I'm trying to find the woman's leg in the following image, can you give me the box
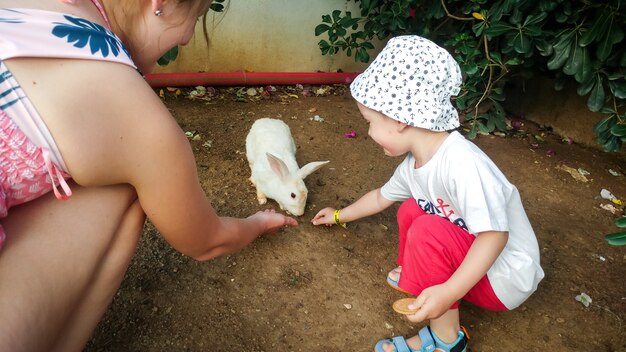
[0,182,145,352]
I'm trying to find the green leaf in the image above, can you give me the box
[593,115,616,135]
[332,10,342,22]
[339,15,359,29]
[361,0,371,13]
[512,31,532,54]
[456,96,467,110]
[580,12,608,47]
[510,8,523,25]
[587,77,605,112]
[535,38,553,56]
[577,75,596,96]
[616,217,626,228]
[608,81,626,99]
[467,125,478,139]
[209,3,224,12]
[355,47,370,63]
[605,231,626,246]
[573,47,592,83]
[602,135,621,152]
[478,120,491,133]
[463,63,479,75]
[596,17,616,61]
[157,46,178,66]
[523,12,547,27]
[563,40,583,76]
[485,22,513,38]
[548,32,574,70]
[597,128,613,145]
[506,57,522,65]
[315,24,331,36]
[610,124,626,137]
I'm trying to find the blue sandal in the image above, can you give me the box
[374,326,469,352]
[386,268,411,294]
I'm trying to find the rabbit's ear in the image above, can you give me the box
[266,152,290,180]
[297,160,330,179]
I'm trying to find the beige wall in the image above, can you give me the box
[153,0,375,73]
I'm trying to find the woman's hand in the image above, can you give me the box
[249,209,298,235]
[405,283,458,323]
[310,207,337,226]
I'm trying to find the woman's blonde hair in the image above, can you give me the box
[104,0,213,48]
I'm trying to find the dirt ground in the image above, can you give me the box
[86,85,626,352]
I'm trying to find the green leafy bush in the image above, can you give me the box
[315,0,626,151]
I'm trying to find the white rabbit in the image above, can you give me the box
[245,118,329,216]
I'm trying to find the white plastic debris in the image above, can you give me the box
[600,203,621,215]
[600,189,616,200]
[575,292,592,307]
[608,169,621,176]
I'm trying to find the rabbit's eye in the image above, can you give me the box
[290,193,296,199]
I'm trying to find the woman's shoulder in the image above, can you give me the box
[33,59,181,185]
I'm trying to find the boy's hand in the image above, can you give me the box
[311,207,337,226]
[405,283,458,323]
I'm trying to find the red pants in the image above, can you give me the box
[396,198,508,311]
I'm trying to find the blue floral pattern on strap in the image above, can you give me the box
[0,60,24,110]
[52,15,130,58]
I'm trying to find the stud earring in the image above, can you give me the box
[154,9,163,16]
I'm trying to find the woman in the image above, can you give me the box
[0,1,297,351]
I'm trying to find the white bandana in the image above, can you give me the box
[350,35,462,131]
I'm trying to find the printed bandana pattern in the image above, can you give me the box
[350,35,462,131]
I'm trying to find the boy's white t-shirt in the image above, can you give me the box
[381,131,544,309]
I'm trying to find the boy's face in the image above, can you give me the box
[357,102,407,157]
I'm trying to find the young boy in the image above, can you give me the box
[311,35,544,352]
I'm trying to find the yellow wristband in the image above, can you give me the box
[333,209,347,228]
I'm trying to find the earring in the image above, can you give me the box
[154,9,163,16]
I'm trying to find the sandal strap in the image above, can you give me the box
[388,336,413,352]
[417,327,437,351]
[428,326,469,352]
[449,333,468,352]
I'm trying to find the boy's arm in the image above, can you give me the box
[311,188,395,225]
[446,230,508,298]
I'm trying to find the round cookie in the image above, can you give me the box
[392,298,419,315]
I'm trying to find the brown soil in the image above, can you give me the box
[86,86,626,352]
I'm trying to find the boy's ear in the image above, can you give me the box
[396,120,411,132]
